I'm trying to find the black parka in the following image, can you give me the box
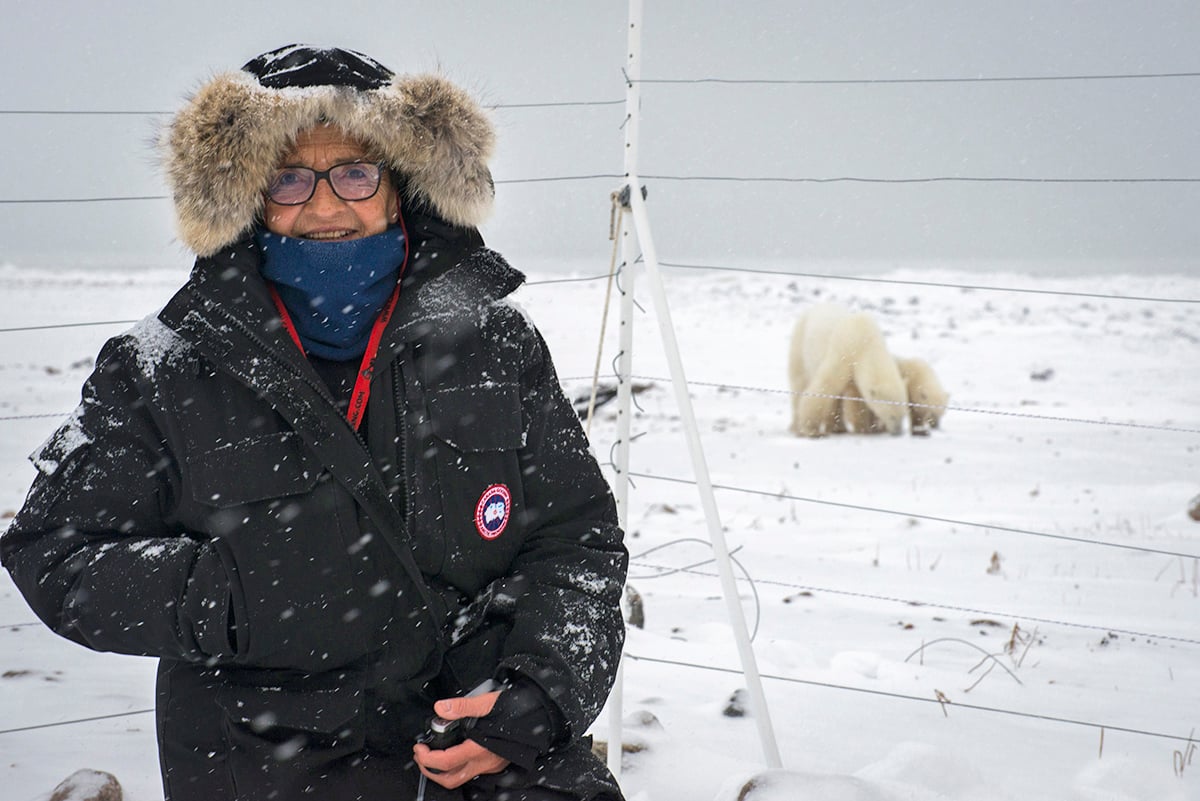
[1,214,627,801]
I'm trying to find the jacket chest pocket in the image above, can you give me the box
[184,430,330,544]
[188,431,320,509]
[427,383,525,580]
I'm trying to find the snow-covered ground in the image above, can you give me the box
[1,260,1198,801]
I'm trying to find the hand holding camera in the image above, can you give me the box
[413,679,508,794]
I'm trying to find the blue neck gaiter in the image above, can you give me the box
[256,227,407,360]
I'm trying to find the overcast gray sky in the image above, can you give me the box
[3,1,1199,272]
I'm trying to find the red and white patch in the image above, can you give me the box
[474,484,512,540]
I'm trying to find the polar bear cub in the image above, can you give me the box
[788,303,908,437]
[896,356,949,433]
[842,356,949,435]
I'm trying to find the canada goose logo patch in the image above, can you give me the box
[474,484,511,540]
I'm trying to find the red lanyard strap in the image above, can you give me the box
[267,282,401,432]
[268,283,305,353]
[345,284,400,431]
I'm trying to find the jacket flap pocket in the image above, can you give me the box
[429,383,524,452]
[189,431,319,508]
[216,677,362,734]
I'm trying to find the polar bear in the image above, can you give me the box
[788,303,908,437]
[842,356,949,435]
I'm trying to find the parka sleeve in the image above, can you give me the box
[0,335,238,663]
[491,310,629,738]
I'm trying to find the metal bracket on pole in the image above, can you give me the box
[616,184,647,209]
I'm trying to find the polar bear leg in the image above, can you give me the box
[841,381,887,433]
[841,315,907,436]
[787,315,812,434]
[896,356,949,433]
[792,356,853,437]
[793,391,841,437]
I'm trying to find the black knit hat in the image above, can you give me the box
[242,44,394,91]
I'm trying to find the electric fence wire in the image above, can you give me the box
[647,379,1200,436]
[0,319,138,334]
[632,69,1200,86]
[5,64,1200,120]
[4,259,1197,337]
[0,708,154,737]
[0,99,626,116]
[10,170,1200,205]
[626,549,1200,648]
[621,652,1196,745]
[629,470,1200,561]
[651,261,1200,305]
[555,375,1200,437]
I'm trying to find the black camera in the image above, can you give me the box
[415,678,501,754]
[416,715,468,751]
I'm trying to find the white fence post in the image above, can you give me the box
[605,0,784,772]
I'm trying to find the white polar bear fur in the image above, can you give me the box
[788,303,908,437]
[842,356,950,435]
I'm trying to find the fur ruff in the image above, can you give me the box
[161,70,495,257]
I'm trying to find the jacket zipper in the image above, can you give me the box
[393,363,411,534]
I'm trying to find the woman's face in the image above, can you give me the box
[263,125,398,240]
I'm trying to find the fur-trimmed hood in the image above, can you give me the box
[161,45,495,258]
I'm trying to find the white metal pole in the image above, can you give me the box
[612,223,637,529]
[625,186,783,769]
[605,225,636,780]
[618,0,783,770]
[605,1,645,780]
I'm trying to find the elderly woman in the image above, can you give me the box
[1,45,627,801]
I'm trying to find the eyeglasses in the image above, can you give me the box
[265,161,385,205]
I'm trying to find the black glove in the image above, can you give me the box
[468,676,566,770]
